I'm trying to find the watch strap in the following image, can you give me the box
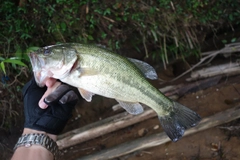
[13,133,59,159]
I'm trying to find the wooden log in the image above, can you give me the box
[166,76,221,97]
[57,108,157,149]
[187,62,240,81]
[78,105,240,160]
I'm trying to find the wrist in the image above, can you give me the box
[23,128,57,141]
[13,130,59,160]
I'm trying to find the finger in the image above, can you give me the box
[38,81,61,109]
[45,78,57,87]
[44,84,70,103]
[59,90,78,104]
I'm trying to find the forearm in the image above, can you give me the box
[11,129,58,160]
[11,145,54,160]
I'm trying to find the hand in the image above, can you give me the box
[38,78,59,109]
[22,78,79,135]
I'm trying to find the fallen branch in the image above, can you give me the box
[57,108,156,149]
[164,76,221,97]
[219,126,240,131]
[186,62,240,81]
[171,42,240,82]
[78,105,240,160]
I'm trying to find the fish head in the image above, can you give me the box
[29,44,78,87]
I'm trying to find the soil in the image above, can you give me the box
[1,56,240,160]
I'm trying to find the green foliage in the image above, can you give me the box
[0,46,39,75]
[1,0,240,66]
[0,57,27,75]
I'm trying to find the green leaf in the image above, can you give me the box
[0,57,5,61]
[231,38,237,43]
[101,32,107,39]
[0,62,6,75]
[108,24,113,29]
[103,8,111,15]
[3,59,27,67]
[15,47,23,58]
[26,47,40,54]
[222,39,227,44]
[151,30,158,42]
[60,22,67,31]
[87,35,94,40]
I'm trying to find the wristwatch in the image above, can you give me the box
[13,133,59,159]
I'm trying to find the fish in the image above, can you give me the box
[29,43,201,142]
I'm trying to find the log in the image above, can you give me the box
[78,105,240,160]
[165,76,221,97]
[57,108,157,149]
[186,62,240,81]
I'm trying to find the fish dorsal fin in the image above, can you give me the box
[128,58,158,80]
[78,88,95,102]
[116,100,144,115]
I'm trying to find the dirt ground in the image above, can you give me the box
[1,57,240,160]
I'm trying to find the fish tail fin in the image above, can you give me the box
[158,101,201,142]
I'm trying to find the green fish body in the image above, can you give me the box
[29,43,201,142]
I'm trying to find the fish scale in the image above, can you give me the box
[77,53,162,110]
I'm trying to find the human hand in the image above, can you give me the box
[38,78,59,109]
[22,78,79,135]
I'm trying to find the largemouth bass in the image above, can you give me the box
[29,43,201,142]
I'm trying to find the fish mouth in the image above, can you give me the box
[29,52,40,69]
[29,52,49,87]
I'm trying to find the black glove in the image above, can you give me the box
[22,78,79,135]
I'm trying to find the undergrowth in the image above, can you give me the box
[1,0,240,64]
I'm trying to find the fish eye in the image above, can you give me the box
[43,48,51,55]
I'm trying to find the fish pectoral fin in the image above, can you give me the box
[127,58,158,80]
[78,88,95,102]
[116,100,144,115]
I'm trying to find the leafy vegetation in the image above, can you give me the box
[1,0,240,63]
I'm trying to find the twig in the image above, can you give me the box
[143,36,148,58]
[219,126,240,131]
[7,67,27,87]
[163,34,168,64]
[103,16,115,23]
